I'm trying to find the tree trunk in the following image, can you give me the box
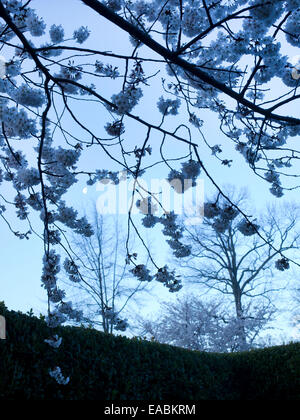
[233,288,248,351]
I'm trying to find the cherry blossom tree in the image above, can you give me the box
[63,210,152,334]
[0,0,300,379]
[137,294,275,352]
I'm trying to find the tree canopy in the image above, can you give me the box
[0,0,299,340]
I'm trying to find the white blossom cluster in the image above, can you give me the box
[2,0,23,14]
[95,61,120,79]
[275,257,290,271]
[284,9,300,46]
[105,120,125,137]
[5,60,21,78]
[63,259,81,283]
[0,105,37,138]
[167,159,201,193]
[46,309,67,328]
[15,168,40,190]
[73,26,90,44]
[54,64,83,94]
[142,214,159,228]
[181,6,206,37]
[12,84,45,108]
[111,86,143,115]
[44,334,62,349]
[235,142,261,167]
[141,295,272,352]
[133,145,152,159]
[157,96,181,116]
[129,260,183,292]
[38,138,81,199]
[204,200,258,236]
[237,219,259,236]
[25,9,46,37]
[41,247,83,327]
[55,202,93,237]
[204,202,221,219]
[41,250,61,296]
[264,166,284,198]
[109,59,147,115]
[49,24,65,44]
[130,264,152,282]
[49,366,70,385]
[103,308,129,331]
[161,212,191,258]
[58,301,83,323]
[141,210,192,259]
[104,0,124,12]
[167,238,192,258]
[48,287,66,304]
[14,193,28,220]
[155,265,182,293]
[129,61,146,85]
[114,318,129,331]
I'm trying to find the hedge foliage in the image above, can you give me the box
[0,302,299,400]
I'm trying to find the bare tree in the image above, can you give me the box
[137,293,274,352]
[175,187,300,350]
[63,209,151,334]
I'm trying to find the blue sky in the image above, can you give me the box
[1,0,299,340]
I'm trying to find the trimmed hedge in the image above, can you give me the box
[0,303,299,400]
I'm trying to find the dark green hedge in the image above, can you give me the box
[0,302,299,400]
